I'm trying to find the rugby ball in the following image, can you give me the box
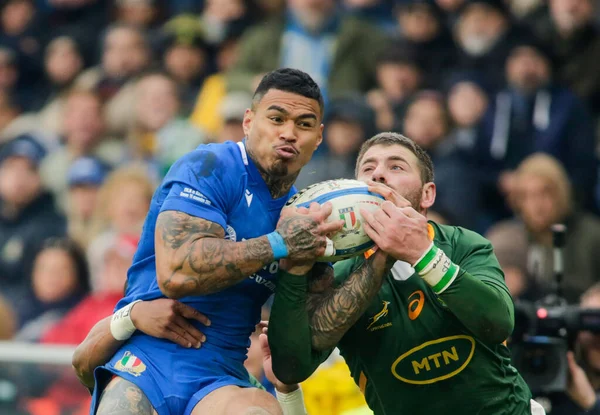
[286,179,385,262]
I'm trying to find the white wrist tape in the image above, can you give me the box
[275,387,307,415]
[110,300,142,341]
[413,244,459,294]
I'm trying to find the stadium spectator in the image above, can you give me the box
[401,91,479,228]
[198,0,256,47]
[453,0,528,91]
[485,220,530,300]
[226,0,389,101]
[75,24,150,137]
[42,233,137,346]
[434,0,465,27]
[366,46,422,132]
[488,153,600,304]
[474,38,598,224]
[0,91,20,140]
[128,72,206,178]
[86,165,153,290]
[0,48,25,113]
[445,72,491,152]
[66,156,110,249]
[40,89,124,212]
[13,237,89,341]
[30,234,138,415]
[113,0,163,32]
[160,18,210,115]
[0,0,44,99]
[527,0,600,114]
[189,27,244,139]
[213,91,252,143]
[295,95,375,189]
[342,0,396,33]
[393,0,457,89]
[33,36,85,136]
[0,134,65,302]
[41,0,108,68]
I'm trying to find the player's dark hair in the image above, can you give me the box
[355,132,435,184]
[252,68,324,117]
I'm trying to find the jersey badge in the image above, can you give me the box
[114,351,147,377]
[367,300,392,332]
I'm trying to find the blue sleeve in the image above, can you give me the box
[159,148,239,231]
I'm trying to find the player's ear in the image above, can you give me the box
[420,182,436,210]
[242,108,254,137]
[314,124,324,149]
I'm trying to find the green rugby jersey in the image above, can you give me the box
[332,222,532,414]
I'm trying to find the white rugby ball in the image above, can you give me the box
[286,179,385,262]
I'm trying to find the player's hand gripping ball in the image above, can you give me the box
[286,179,384,262]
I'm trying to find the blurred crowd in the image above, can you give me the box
[1,0,600,414]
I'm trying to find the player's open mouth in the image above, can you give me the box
[274,145,298,160]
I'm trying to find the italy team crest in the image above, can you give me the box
[339,207,357,229]
[114,351,146,377]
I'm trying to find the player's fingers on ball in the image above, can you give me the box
[373,207,392,224]
[319,220,344,235]
[258,320,268,330]
[362,220,382,244]
[293,206,309,215]
[380,200,400,217]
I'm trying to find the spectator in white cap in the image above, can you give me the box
[66,156,110,249]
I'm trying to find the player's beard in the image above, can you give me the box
[402,185,424,211]
[249,148,298,198]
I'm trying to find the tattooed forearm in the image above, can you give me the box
[307,259,388,351]
[155,211,274,298]
[97,377,157,415]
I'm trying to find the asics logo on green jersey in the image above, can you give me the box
[391,335,475,385]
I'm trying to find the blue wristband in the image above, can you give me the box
[267,231,288,260]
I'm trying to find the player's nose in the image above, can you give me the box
[372,167,387,184]
[278,121,298,142]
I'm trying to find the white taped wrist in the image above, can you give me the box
[110,300,142,341]
[414,244,459,294]
[275,387,307,415]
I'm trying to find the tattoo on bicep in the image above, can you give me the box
[157,211,223,250]
[308,260,383,349]
[156,211,274,295]
[96,377,157,415]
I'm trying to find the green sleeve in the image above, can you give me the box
[438,229,515,345]
[269,270,332,385]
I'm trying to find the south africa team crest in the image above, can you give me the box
[114,351,146,377]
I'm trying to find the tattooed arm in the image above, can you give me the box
[305,255,389,350]
[269,252,391,383]
[156,211,273,298]
[155,206,339,298]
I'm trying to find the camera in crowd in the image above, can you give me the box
[509,224,600,394]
